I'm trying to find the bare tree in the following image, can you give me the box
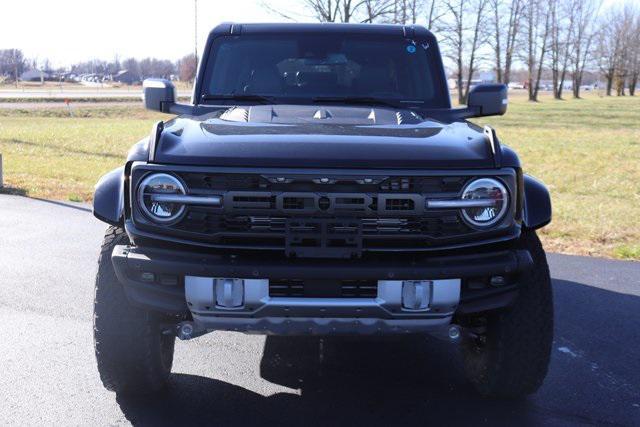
[596,9,620,95]
[614,6,639,95]
[387,0,429,24]
[629,14,640,96]
[490,0,523,84]
[0,49,27,87]
[549,0,576,99]
[570,0,599,98]
[361,0,397,22]
[424,0,444,28]
[270,0,398,23]
[303,0,342,22]
[178,54,197,83]
[521,0,551,101]
[438,0,490,104]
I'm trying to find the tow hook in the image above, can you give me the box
[448,325,461,341]
[431,324,464,342]
[177,322,194,340]
[167,321,206,341]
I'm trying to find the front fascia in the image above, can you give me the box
[125,162,521,253]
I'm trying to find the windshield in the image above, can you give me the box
[202,34,449,108]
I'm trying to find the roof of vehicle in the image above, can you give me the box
[209,22,434,39]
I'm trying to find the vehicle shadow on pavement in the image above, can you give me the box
[115,335,535,426]
[114,278,640,427]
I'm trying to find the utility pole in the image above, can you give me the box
[194,0,198,66]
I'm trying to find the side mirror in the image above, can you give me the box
[466,84,508,117]
[143,79,193,114]
[143,79,176,112]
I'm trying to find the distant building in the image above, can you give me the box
[113,69,140,85]
[20,69,52,81]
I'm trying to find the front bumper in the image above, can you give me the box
[111,246,532,335]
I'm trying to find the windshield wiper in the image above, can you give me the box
[201,94,275,104]
[312,96,400,109]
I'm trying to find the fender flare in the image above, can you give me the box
[522,174,552,229]
[93,166,125,226]
[93,135,150,226]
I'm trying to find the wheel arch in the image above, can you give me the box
[93,137,149,226]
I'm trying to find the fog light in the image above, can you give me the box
[402,280,431,310]
[215,278,244,308]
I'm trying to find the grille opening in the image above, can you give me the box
[234,196,270,202]
[231,195,274,210]
[282,196,314,210]
[381,177,413,191]
[328,238,359,247]
[385,198,415,211]
[334,196,367,212]
[269,279,378,298]
[336,197,363,204]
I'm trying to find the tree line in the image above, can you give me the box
[270,0,640,101]
[0,51,198,85]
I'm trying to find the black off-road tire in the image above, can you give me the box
[93,226,176,395]
[461,230,553,398]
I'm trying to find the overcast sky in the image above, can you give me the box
[0,0,626,68]
[0,0,310,67]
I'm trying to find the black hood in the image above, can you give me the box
[153,105,496,169]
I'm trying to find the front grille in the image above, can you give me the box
[269,279,378,298]
[133,170,514,254]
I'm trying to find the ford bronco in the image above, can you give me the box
[92,23,553,398]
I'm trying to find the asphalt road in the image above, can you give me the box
[1,194,639,426]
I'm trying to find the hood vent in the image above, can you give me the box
[396,110,422,125]
[216,105,423,125]
[313,109,332,120]
[219,107,249,122]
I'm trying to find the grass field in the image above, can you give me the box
[0,93,638,260]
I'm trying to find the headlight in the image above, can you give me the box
[137,173,186,223]
[460,178,509,228]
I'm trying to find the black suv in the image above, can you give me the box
[93,23,553,398]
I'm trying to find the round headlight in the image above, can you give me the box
[137,173,186,223]
[461,178,509,228]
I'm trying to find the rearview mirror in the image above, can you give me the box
[143,79,193,115]
[466,84,508,117]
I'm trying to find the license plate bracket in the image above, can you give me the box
[285,218,362,259]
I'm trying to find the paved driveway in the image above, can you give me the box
[0,194,638,426]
